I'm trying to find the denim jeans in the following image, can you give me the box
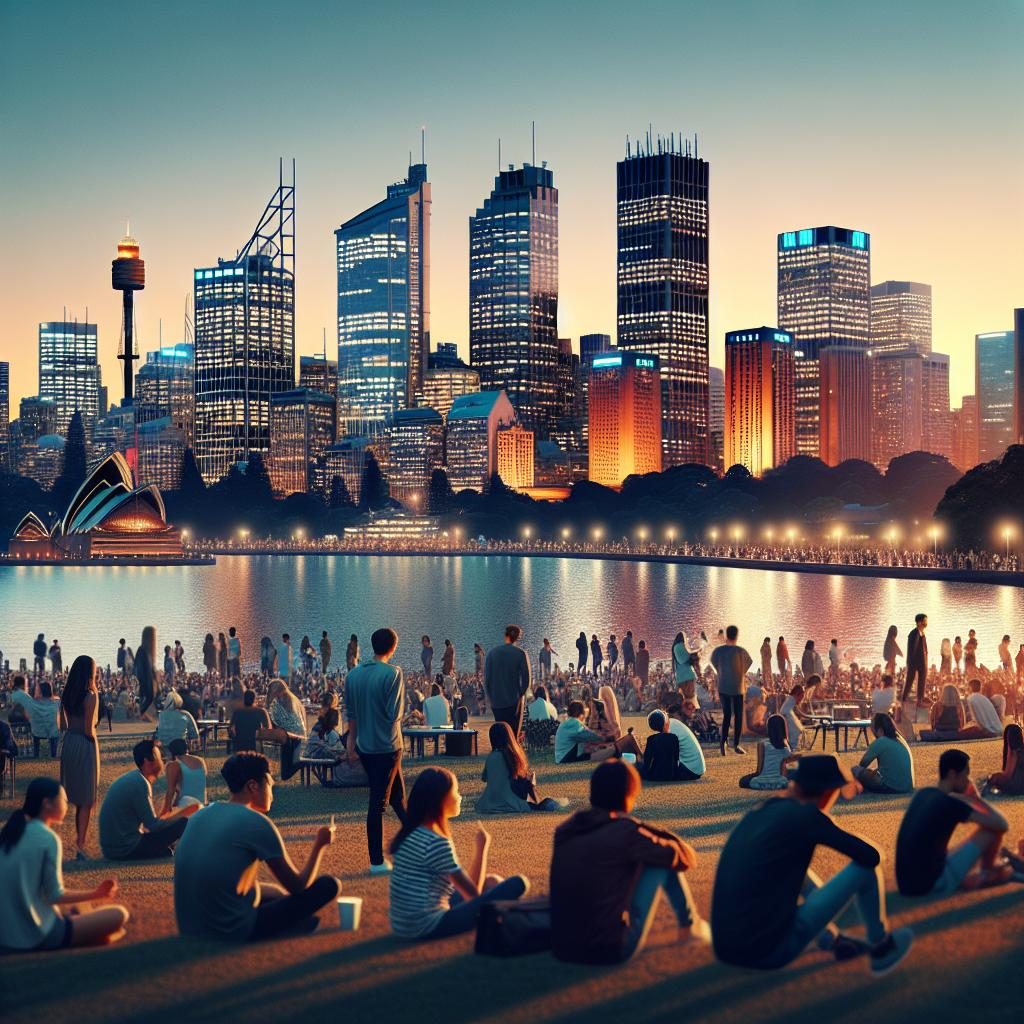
[622,866,698,959]
[250,876,341,941]
[425,875,529,939]
[358,749,407,865]
[33,736,59,758]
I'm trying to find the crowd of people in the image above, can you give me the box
[2,611,1024,976]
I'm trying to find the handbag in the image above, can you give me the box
[475,898,551,957]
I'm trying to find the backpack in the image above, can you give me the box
[475,899,551,957]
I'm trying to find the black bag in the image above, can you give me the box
[474,899,552,957]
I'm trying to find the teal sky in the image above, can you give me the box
[1,0,1021,408]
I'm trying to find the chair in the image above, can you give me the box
[10,721,33,759]
[297,756,337,787]
[0,751,14,799]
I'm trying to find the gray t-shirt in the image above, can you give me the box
[345,660,404,754]
[173,802,285,941]
[99,770,164,858]
[710,644,753,697]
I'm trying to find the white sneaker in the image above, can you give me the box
[684,919,712,946]
[369,860,393,876]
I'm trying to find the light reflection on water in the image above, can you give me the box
[0,554,1021,674]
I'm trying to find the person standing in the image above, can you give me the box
[135,625,158,722]
[902,613,928,705]
[473,642,485,680]
[346,634,359,671]
[711,625,753,756]
[203,634,217,677]
[606,635,619,676]
[48,640,63,675]
[827,640,841,687]
[636,640,650,686]
[590,634,603,677]
[538,639,557,681]
[277,633,293,682]
[320,631,332,675]
[441,639,455,677]
[163,645,176,689]
[420,636,434,677]
[575,632,589,676]
[621,630,636,676]
[174,641,186,675]
[484,625,532,738]
[217,632,228,679]
[345,627,407,873]
[672,632,697,704]
[759,637,773,689]
[227,626,242,680]
[116,639,128,678]
[33,634,47,675]
[998,635,1012,672]
[58,656,101,860]
[776,636,791,684]
[883,625,902,678]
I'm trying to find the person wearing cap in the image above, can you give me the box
[711,754,913,974]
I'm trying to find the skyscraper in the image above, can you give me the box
[1014,308,1024,445]
[469,164,558,436]
[724,327,795,476]
[870,351,923,470]
[588,352,663,487]
[952,395,979,471]
[617,138,709,467]
[38,320,100,434]
[0,361,8,468]
[298,355,338,399]
[194,166,295,483]
[975,330,1015,462]
[870,281,932,356]
[336,162,431,436]
[708,366,725,473]
[445,390,517,493]
[136,344,194,447]
[777,227,871,457]
[496,424,535,491]
[268,388,337,495]
[385,407,444,504]
[921,353,952,461]
[415,345,480,421]
[819,346,871,466]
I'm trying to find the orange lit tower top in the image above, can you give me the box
[112,230,145,405]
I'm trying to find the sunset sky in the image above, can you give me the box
[1,0,1021,410]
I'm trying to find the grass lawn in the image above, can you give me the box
[3,718,1023,1024]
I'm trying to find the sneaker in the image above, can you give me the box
[733,745,746,755]
[684,919,712,946]
[1002,846,1024,874]
[832,934,870,962]
[869,928,913,976]
[720,741,727,757]
[75,849,89,862]
[369,860,393,876]
[551,797,571,810]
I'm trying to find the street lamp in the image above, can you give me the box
[523,526,532,542]
[928,525,940,556]
[592,527,603,544]
[1003,525,1014,560]
[561,527,571,541]
[637,527,648,543]
[239,528,249,546]
[665,527,676,543]
[709,528,719,545]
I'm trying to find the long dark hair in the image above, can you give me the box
[390,767,455,854]
[1002,724,1024,769]
[61,654,95,717]
[672,632,685,668]
[488,721,529,780]
[0,777,61,853]
[766,713,788,749]
[872,713,898,741]
[315,707,340,739]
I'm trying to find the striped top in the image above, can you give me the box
[389,827,460,939]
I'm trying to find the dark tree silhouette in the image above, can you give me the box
[359,452,389,512]
[428,468,453,514]
[51,410,87,507]
[328,475,354,509]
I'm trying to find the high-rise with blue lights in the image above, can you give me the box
[469,164,559,436]
[38,319,101,434]
[777,226,870,457]
[336,162,431,437]
[617,137,709,468]
[975,329,1015,462]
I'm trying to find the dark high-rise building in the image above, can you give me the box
[194,166,295,483]
[975,329,1015,462]
[617,138,709,467]
[336,162,431,437]
[299,355,339,399]
[777,227,871,457]
[1014,308,1024,445]
[0,361,8,468]
[819,346,871,466]
[38,320,101,434]
[870,281,931,356]
[469,164,558,436]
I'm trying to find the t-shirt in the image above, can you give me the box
[555,717,602,763]
[345,660,404,754]
[28,697,60,739]
[99,770,165,859]
[156,707,200,746]
[9,690,33,720]
[895,787,973,896]
[643,732,682,781]
[277,643,292,677]
[389,827,460,939]
[423,694,450,728]
[231,707,271,752]
[711,797,880,967]
[860,735,915,792]
[227,637,241,660]
[710,644,753,697]
[672,642,695,684]
[966,692,1002,735]
[668,718,706,776]
[528,697,558,721]
[173,802,286,941]
[0,819,63,950]
[780,696,804,748]
[871,688,896,715]
[749,742,792,790]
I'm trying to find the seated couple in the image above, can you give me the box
[477,722,568,813]
[642,708,706,782]
[554,700,642,765]
[920,682,1002,742]
[895,748,1024,899]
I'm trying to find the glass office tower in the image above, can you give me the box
[469,164,559,436]
[336,163,431,437]
[777,227,870,457]
[136,343,195,447]
[38,320,101,434]
[975,330,1015,462]
[617,139,709,467]
[870,281,932,356]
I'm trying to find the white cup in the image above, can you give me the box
[621,752,637,765]
[337,896,362,931]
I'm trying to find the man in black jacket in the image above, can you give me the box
[902,613,929,704]
[484,624,531,737]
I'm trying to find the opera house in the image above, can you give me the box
[9,453,186,561]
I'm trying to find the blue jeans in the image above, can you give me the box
[757,863,888,969]
[425,876,529,940]
[622,866,698,959]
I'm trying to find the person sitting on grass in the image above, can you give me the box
[550,759,710,963]
[528,685,558,721]
[642,710,701,782]
[99,739,198,860]
[964,678,1002,738]
[984,724,1024,795]
[554,700,642,765]
[666,703,706,780]
[230,688,271,753]
[161,738,208,811]
[895,748,1020,898]
[851,714,915,795]
[712,754,913,974]
[0,778,129,951]
[389,767,529,940]
[739,713,797,790]
[174,751,340,941]
[477,722,568,813]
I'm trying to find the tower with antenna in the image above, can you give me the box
[112,229,145,405]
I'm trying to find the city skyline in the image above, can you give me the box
[2,2,1020,414]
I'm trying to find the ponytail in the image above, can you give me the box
[0,777,61,853]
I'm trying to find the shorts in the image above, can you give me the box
[557,747,591,764]
[38,913,73,950]
[930,839,985,896]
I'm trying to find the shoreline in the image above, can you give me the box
[0,555,217,567]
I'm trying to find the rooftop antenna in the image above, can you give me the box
[531,120,536,165]
[322,326,327,360]
[421,125,426,164]
[498,137,501,170]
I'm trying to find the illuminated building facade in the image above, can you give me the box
[136,417,186,491]
[269,389,337,495]
[870,281,931,356]
[724,327,795,476]
[20,434,64,489]
[870,351,923,470]
[975,330,1015,462]
[617,140,709,467]
[336,162,431,436]
[469,165,558,436]
[921,353,952,460]
[445,390,516,493]
[136,344,194,447]
[299,355,338,398]
[39,320,101,434]
[588,352,662,487]
[194,170,295,483]
[386,407,444,504]
[497,424,535,490]
[0,361,8,468]
[777,227,870,457]
[819,346,871,466]
[416,345,480,421]
[708,366,725,473]
[315,437,372,506]
[952,395,979,471]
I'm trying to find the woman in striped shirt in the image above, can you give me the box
[389,767,528,940]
